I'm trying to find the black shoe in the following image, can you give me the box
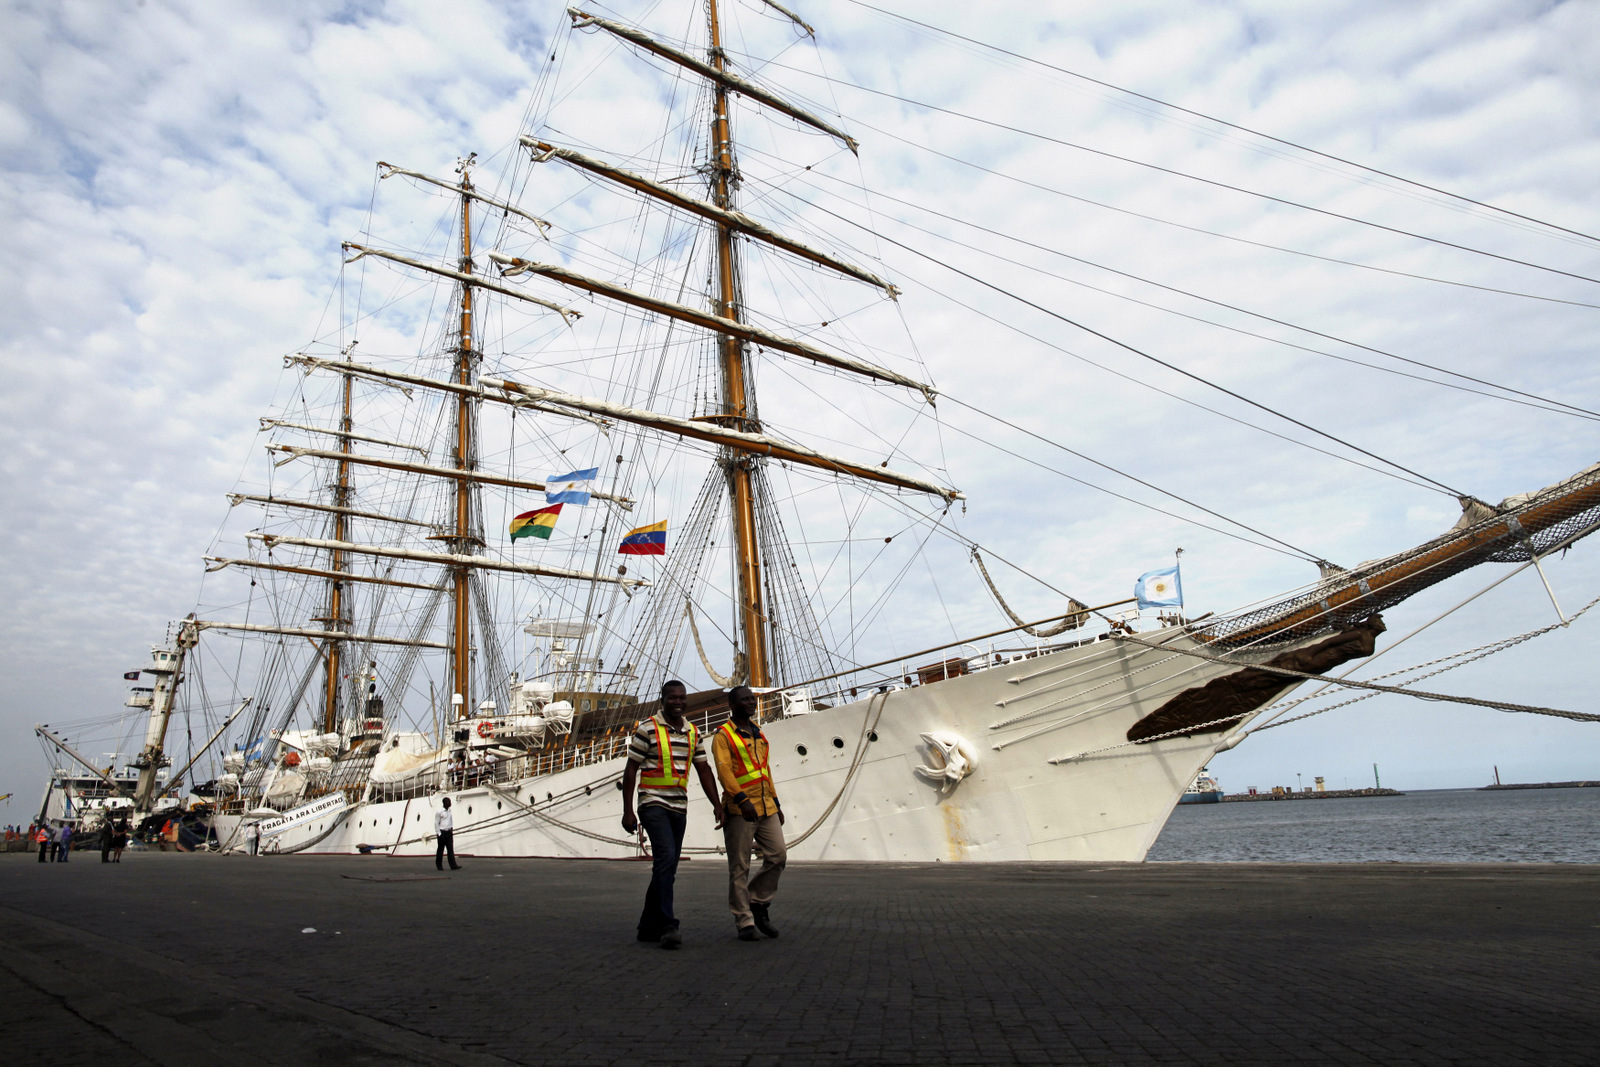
[659,927,682,950]
[737,925,759,942]
[450,864,461,870]
[637,929,663,943]
[751,902,780,939]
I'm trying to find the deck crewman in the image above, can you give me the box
[621,679,722,949]
[435,796,461,871]
[713,685,786,941]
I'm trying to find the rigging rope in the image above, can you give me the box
[798,194,1470,498]
[1096,626,1600,728]
[946,396,1325,558]
[1051,601,1600,765]
[758,53,1600,290]
[839,0,1600,250]
[785,690,890,849]
[685,601,747,688]
[768,164,1600,418]
[1250,591,1600,732]
[972,548,1088,637]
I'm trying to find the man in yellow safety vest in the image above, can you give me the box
[621,679,723,949]
[712,685,786,941]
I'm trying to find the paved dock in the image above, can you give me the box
[3,853,1597,1065]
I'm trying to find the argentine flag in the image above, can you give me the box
[1134,566,1183,609]
[545,466,598,506]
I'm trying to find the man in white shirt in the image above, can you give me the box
[435,797,461,871]
[244,820,260,856]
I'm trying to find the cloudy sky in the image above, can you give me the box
[3,0,1598,818]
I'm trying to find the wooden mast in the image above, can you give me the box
[452,159,477,718]
[707,0,770,688]
[322,355,353,733]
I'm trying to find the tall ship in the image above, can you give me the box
[50,2,1600,861]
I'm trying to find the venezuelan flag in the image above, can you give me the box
[618,519,667,555]
[510,504,562,541]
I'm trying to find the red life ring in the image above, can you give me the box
[476,720,495,739]
[283,751,301,767]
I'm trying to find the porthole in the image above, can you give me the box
[869,731,879,742]
[796,744,808,756]
[388,818,393,825]
[832,737,845,749]
[497,802,502,811]
[415,814,421,822]
[467,806,472,815]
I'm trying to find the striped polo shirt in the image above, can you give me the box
[627,714,708,813]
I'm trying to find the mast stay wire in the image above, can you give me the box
[747,159,1600,422]
[938,393,1318,561]
[840,137,1600,314]
[839,0,1600,251]
[734,57,1600,290]
[793,192,1469,500]
[723,71,1600,314]
[758,352,1320,560]
[774,199,1465,505]
[719,164,1466,513]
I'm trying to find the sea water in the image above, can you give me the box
[1148,786,1600,863]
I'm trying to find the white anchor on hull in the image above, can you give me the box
[915,730,980,794]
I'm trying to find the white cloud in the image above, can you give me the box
[2,0,1597,812]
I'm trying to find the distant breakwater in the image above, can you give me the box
[1480,781,1598,791]
[1223,788,1404,802]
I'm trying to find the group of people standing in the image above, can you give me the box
[622,680,787,948]
[31,819,129,863]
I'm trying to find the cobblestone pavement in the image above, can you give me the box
[2,853,1597,1064]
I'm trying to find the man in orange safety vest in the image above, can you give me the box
[713,685,786,941]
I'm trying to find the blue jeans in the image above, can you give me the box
[638,804,686,936]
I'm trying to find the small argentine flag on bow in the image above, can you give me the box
[545,467,598,506]
[1134,566,1183,609]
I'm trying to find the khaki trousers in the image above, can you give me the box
[722,812,786,928]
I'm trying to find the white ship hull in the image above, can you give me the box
[215,626,1301,863]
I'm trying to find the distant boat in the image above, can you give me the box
[1180,768,1225,805]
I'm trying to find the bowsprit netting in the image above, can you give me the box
[1200,461,1600,649]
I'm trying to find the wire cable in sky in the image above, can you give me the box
[841,0,1600,249]
[751,160,1600,422]
[743,59,1600,290]
[939,394,1323,561]
[790,193,1473,499]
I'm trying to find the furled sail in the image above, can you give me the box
[521,139,897,294]
[567,8,857,152]
[486,254,932,398]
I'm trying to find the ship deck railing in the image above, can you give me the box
[794,622,1133,711]
[212,623,1141,815]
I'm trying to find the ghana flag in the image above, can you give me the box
[510,504,562,541]
[618,519,667,555]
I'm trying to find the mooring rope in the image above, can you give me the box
[786,690,890,849]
